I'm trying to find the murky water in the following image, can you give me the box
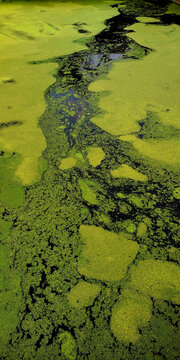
[0,1,180,359]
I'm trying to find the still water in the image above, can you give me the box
[0,0,180,359]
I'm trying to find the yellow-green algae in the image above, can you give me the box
[87,146,105,167]
[0,152,25,208]
[111,289,152,344]
[59,157,77,170]
[110,164,148,181]
[89,21,180,166]
[0,1,117,184]
[78,179,98,205]
[78,225,139,281]
[137,222,147,237]
[110,259,180,344]
[136,17,161,23]
[0,245,22,349]
[173,187,180,199]
[67,280,101,308]
[58,332,77,360]
[129,260,180,304]
[166,2,180,15]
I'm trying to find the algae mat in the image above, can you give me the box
[0,0,116,185]
[89,12,180,166]
[0,1,180,359]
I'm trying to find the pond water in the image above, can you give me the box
[0,1,180,359]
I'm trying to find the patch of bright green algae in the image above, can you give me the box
[111,290,152,344]
[0,153,25,208]
[173,187,180,199]
[0,245,22,351]
[137,222,147,237]
[78,225,139,281]
[58,332,77,360]
[111,164,147,181]
[59,157,77,170]
[0,1,117,185]
[78,179,98,205]
[87,146,105,167]
[136,17,160,23]
[67,280,101,308]
[130,260,180,304]
[89,21,180,166]
[110,259,180,344]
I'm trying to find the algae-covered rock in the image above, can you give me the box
[78,179,98,205]
[59,157,77,170]
[78,225,139,281]
[67,280,101,308]
[130,260,180,303]
[111,289,152,344]
[111,164,147,182]
[87,147,105,167]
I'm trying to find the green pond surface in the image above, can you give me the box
[0,0,180,359]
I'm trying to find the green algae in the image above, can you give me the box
[117,192,126,199]
[59,156,77,170]
[78,225,139,281]
[173,187,180,199]
[128,195,143,208]
[67,280,101,308]
[136,16,161,23]
[111,164,148,181]
[111,290,152,344]
[89,21,180,167]
[0,152,25,208]
[78,179,98,205]
[0,244,22,351]
[87,146,105,167]
[0,2,179,359]
[0,1,117,184]
[59,332,77,360]
[137,222,147,237]
[130,260,180,304]
[122,219,136,234]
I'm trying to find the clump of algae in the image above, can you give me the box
[111,289,152,344]
[110,164,147,181]
[0,245,22,349]
[59,157,77,170]
[129,260,180,304]
[78,225,139,281]
[87,146,105,167]
[110,258,180,344]
[89,21,180,166]
[67,280,101,308]
[78,179,98,205]
[0,152,25,208]
[0,1,117,185]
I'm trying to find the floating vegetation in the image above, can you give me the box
[0,0,180,359]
